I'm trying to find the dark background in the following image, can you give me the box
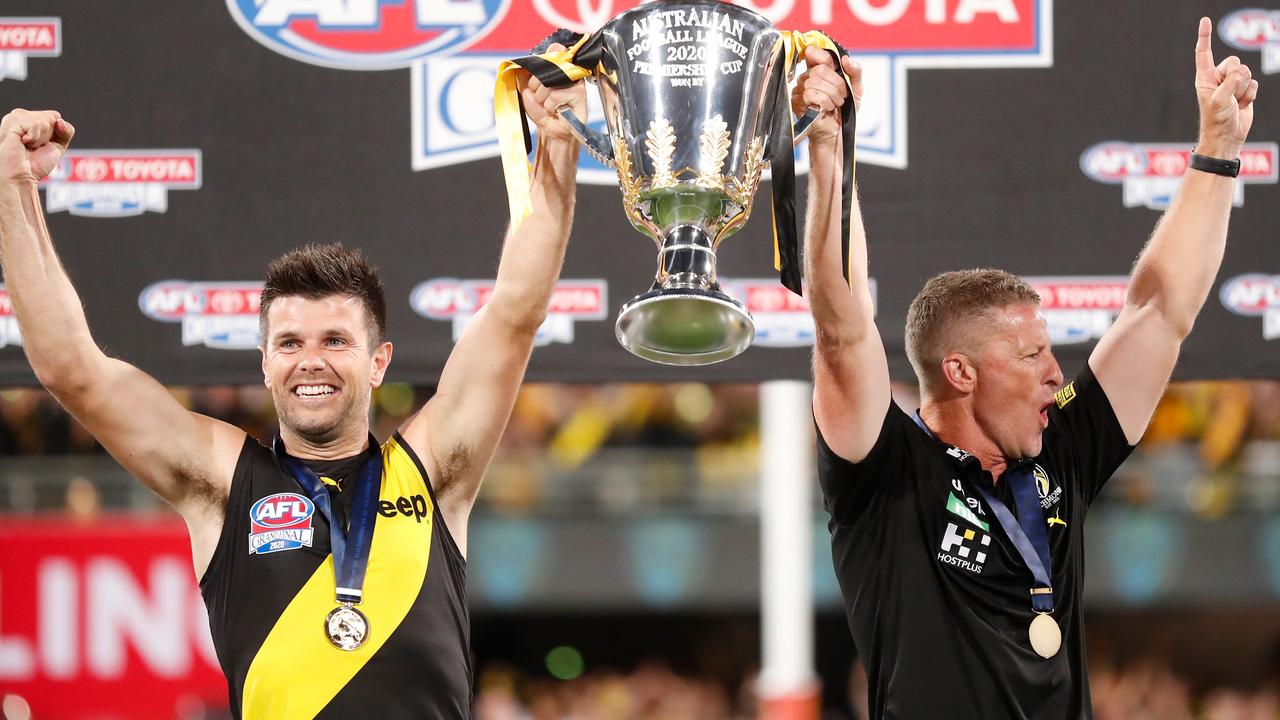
[1,0,1275,385]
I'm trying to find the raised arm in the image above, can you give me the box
[398,65,582,551]
[799,50,887,462]
[0,110,245,569]
[1090,18,1259,444]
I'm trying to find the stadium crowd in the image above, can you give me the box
[4,379,1280,515]
[463,656,1280,720]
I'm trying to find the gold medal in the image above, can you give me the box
[1028,612,1061,659]
[324,603,370,651]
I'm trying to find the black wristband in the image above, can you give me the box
[1189,151,1241,178]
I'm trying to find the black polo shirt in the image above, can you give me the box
[818,366,1133,720]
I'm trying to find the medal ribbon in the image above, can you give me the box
[912,414,1054,613]
[274,435,383,605]
[974,474,1055,613]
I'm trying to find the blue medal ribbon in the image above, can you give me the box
[974,474,1054,613]
[274,435,383,605]
[912,413,1054,613]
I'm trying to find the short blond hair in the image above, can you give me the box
[905,269,1041,394]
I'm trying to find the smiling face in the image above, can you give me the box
[261,294,391,448]
[968,304,1064,460]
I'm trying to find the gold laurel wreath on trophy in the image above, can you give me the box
[612,114,767,245]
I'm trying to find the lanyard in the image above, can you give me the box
[274,435,382,605]
[912,414,1054,613]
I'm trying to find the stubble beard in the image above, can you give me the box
[275,386,368,448]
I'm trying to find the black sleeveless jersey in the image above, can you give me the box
[199,433,472,719]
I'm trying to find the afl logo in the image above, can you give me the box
[226,0,511,71]
[251,492,315,527]
[1220,9,1280,52]
[1079,142,1147,183]
[1220,274,1280,316]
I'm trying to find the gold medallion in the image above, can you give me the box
[1028,612,1061,659]
[324,604,369,651]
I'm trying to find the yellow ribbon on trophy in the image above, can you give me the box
[493,28,857,294]
[494,31,593,227]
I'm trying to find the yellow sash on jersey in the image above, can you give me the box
[241,437,433,719]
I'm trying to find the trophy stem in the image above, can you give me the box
[658,225,716,290]
[615,224,755,366]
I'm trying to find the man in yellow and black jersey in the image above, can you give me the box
[0,49,586,718]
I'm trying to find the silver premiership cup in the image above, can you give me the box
[553,0,820,365]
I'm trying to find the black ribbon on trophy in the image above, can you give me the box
[495,1,858,366]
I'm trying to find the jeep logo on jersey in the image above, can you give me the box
[1220,8,1280,75]
[410,278,606,345]
[1080,142,1278,210]
[719,277,877,348]
[249,493,316,555]
[0,286,20,348]
[139,281,263,350]
[1025,276,1128,345]
[1220,273,1280,340]
[405,0,1051,180]
[226,0,510,71]
[42,150,202,218]
[0,17,60,81]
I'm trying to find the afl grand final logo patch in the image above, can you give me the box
[249,492,316,555]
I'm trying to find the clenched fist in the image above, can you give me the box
[792,47,860,147]
[0,109,75,184]
[519,44,587,146]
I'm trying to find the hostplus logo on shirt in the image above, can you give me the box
[939,522,991,575]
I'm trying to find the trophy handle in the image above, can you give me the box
[792,106,823,144]
[555,105,616,169]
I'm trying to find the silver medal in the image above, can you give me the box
[324,603,370,651]
[1028,612,1061,659]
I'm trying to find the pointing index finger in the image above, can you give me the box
[1195,16,1216,75]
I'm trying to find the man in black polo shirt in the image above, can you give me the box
[795,19,1259,719]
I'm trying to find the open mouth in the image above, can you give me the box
[1039,401,1053,425]
[293,384,338,399]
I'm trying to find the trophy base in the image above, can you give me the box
[615,288,755,366]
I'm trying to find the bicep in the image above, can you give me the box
[399,305,534,505]
[49,356,243,509]
[1088,304,1182,445]
[812,325,892,464]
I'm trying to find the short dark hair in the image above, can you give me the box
[905,269,1041,393]
[259,243,387,345]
